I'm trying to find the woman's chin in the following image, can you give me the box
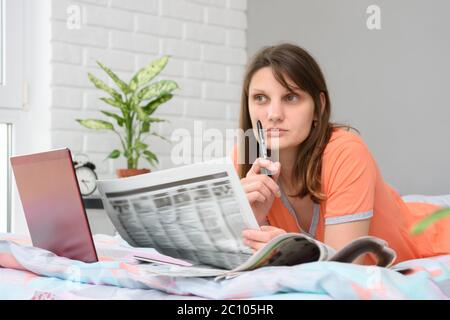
[267,139,290,150]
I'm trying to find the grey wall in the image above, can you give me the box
[247,0,450,195]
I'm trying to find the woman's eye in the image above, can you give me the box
[254,95,267,103]
[285,94,299,102]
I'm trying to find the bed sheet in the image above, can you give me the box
[0,233,448,300]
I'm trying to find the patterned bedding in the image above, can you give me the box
[0,233,448,300]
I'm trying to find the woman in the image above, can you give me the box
[233,43,449,264]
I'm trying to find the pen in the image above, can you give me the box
[256,120,272,177]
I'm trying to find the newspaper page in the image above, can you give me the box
[96,157,260,271]
[231,232,337,272]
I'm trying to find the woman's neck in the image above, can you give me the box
[277,147,298,192]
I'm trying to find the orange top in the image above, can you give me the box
[232,128,450,264]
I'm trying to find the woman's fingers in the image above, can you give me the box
[242,158,281,206]
[242,179,273,200]
[243,229,272,243]
[246,157,267,176]
[270,162,281,181]
[242,226,287,251]
[246,191,266,203]
[242,226,286,243]
[247,158,281,178]
[243,238,266,252]
[242,175,281,198]
[240,158,282,223]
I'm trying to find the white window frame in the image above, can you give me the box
[0,0,24,233]
[0,123,12,233]
[0,0,24,109]
[0,0,3,85]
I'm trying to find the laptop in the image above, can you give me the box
[10,148,98,263]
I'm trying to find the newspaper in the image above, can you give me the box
[96,157,260,272]
[96,157,397,278]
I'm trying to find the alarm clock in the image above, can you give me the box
[73,157,98,197]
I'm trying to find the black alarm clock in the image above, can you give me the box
[73,155,98,196]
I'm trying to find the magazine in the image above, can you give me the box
[96,157,396,278]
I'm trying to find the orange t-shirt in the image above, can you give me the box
[232,128,450,264]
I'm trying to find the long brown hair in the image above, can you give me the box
[238,43,358,203]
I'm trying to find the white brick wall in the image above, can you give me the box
[49,0,247,178]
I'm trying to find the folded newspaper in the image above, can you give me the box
[96,157,396,279]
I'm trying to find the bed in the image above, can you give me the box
[1,195,449,300]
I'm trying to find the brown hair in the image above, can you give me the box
[238,43,358,203]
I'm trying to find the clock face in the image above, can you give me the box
[76,166,98,196]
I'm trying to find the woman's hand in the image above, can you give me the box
[242,226,287,252]
[240,158,281,225]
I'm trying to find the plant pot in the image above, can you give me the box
[116,168,151,178]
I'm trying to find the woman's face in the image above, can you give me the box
[248,67,316,151]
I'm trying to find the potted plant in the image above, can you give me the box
[76,55,178,178]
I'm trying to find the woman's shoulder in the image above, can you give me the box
[321,127,378,188]
[323,127,373,162]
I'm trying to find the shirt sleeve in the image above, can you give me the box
[322,140,377,225]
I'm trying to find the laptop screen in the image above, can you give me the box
[10,148,98,263]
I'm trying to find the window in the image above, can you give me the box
[0,0,24,232]
[0,0,3,85]
[0,123,11,232]
[0,0,23,109]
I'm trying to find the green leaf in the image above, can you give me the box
[144,150,159,166]
[143,93,173,114]
[135,140,148,151]
[137,80,179,101]
[151,132,171,143]
[105,149,121,160]
[124,149,132,158]
[100,110,124,127]
[97,61,130,95]
[145,157,158,167]
[141,121,150,134]
[411,208,450,235]
[129,56,170,91]
[133,104,148,121]
[76,119,114,130]
[88,73,122,101]
[148,117,168,123]
[99,97,125,110]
